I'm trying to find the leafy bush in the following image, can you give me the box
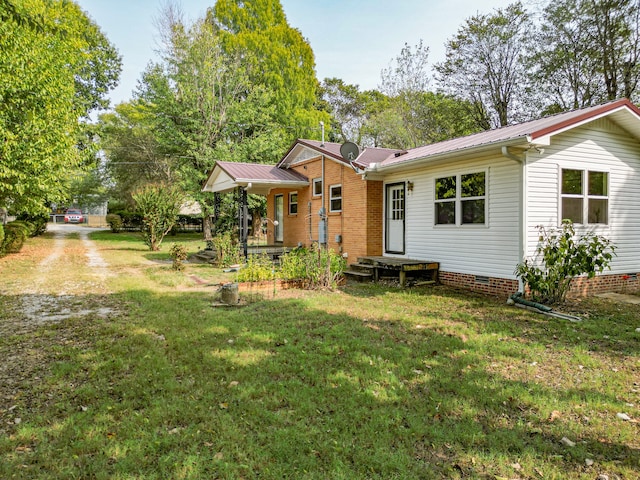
[279,244,346,289]
[106,213,123,233]
[1,221,30,254]
[132,183,184,251]
[109,211,143,231]
[16,213,47,236]
[212,231,241,267]
[169,243,189,271]
[0,224,4,248]
[236,252,274,282]
[515,222,616,304]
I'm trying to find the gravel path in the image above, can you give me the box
[0,224,116,337]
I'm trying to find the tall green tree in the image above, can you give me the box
[533,0,640,112]
[436,2,530,128]
[319,78,387,145]
[529,0,603,113]
[0,0,121,215]
[366,41,480,149]
[211,0,329,135]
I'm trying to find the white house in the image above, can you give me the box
[365,99,640,296]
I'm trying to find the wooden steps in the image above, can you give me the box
[344,256,439,287]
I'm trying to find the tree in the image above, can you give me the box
[364,41,481,149]
[532,0,640,112]
[133,183,184,251]
[530,0,603,113]
[435,2,530,128]
[99,99,176,208]
[584,0,640,101]
[0,0,121,216]
[319,78,387,145]
[210,0,329,134]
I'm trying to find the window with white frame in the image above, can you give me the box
[329,184,342,212]
[313,178,322,197]
[561,169,608,224]
[289,192,298,215]
[435,171,486,225]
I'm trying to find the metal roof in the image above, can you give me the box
[202,161,308,195]
[376,99,640,171]
[279,139,404,168]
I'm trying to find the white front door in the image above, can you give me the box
[274,194,284,243]
[385,183,405,254]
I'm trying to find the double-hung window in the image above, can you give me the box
[561,169,608,224]
[313,178,322,197]
[289,192,298,215]
[329,184,342,212]
[435,171,486,225]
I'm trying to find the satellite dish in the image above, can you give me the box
[340,141,360,162]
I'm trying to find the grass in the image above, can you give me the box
[0,229,638,479]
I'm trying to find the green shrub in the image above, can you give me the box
[132,183,184,251]
[110,211,143,231]
[169,243,188,271]
[106,213,123,233]
[212,231,241,267]
[16,213,48,236]
[1,221,30,254]
[0,224,4,253]
[236,253,274,282]
[515,221,616,304]
[279,244,346,289]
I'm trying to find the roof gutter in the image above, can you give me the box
[364,137,529,175]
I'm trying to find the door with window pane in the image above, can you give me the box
[274,195,283,242]
[385,183,405,254]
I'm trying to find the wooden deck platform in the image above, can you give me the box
[344,256,439,287]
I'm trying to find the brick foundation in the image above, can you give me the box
[439,271,640,298]
[439,271,520,297]
[567,272,640,298]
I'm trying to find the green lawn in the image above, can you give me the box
[0,231,638,479]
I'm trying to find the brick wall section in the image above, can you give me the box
[568,272,640,298]
[439,271,640,298]
[439,271,520,297]
[266,156,380,264]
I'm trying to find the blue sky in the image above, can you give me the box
[75,0,515,108]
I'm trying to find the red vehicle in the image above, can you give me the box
[64,209,84,224]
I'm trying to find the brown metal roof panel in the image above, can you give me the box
[216,161,308,182]
[293,139,403,167]
[380,99,640,168]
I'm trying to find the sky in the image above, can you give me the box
[75,0,516,109]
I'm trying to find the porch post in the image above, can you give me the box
[238,187,249,258]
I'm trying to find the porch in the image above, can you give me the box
[344,256,439,287]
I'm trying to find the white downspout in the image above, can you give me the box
[501,146,526,292]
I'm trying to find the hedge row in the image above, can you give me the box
[106,211,203,233]
[0,214,48,257]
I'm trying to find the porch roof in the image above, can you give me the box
[202,161,309,195]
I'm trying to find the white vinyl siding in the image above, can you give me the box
[384,155,521,279]
[524,118,640,274]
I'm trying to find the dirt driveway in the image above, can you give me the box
[1,224,125,427]
[0,224,117,337]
